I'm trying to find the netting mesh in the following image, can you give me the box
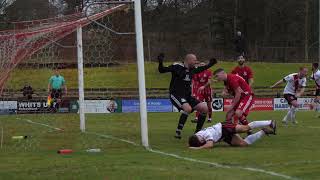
[0,4,128,95]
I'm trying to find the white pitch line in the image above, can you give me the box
[306,126,320,129]
[17,118,63,131]
[23,120,300,180]
[89,131,299,180]
[84,131,139,147]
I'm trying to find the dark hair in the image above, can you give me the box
[213,68,225,75]
[312,63,319,69]
[188,135,204,147]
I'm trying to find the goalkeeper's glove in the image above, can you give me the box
[158,53,165,63]
[209,58,217,65]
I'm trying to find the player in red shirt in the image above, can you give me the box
[214,68,254,127]
[192,63,213,123]
[231,55,254,86]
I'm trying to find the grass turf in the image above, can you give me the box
[0,111,319,179]
[6,62,311,90]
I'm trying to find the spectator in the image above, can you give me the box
[21,84,33,100]
[234,31,246,56]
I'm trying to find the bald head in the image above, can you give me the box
[184,54,198,68]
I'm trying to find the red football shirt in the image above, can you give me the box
[225,74,253,96]
[192,69,212,95]
[231,66,253,84]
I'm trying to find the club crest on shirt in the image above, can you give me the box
[184,74,191,81]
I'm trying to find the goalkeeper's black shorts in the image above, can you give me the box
[169,94,200,112]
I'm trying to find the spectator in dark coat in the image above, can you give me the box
[234,31,246,56]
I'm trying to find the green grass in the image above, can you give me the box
[6,62,309,90]
[0,111,319,179]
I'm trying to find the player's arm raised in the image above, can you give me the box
[192,58,217,74]
[189,141,214,150]
[158,53,173,73]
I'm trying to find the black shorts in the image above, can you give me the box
[170,94,201,112]
[51,89,62,99]
[284,94,297,105]
[220,122,237,145]
[316,89,320,96]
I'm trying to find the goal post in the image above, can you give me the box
[79,0,149,147]
[133,0,149,148]
[0,0,149,148]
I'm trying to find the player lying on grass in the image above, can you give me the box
[270,67,307,124]
[188,120,276,149]
[158,53,217,139]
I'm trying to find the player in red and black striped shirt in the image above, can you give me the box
[192,64,213,123]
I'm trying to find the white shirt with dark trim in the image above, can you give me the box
[283,73,306,95]
[195,123,222,143]
[312,70,320,89]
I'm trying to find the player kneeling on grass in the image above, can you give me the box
[270,67,307,124]
[188,120,276,149]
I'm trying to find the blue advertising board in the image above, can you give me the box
[122,99,172,113]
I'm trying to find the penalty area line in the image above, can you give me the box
[21,119,300,180]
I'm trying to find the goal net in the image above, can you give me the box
[0,0,149,153]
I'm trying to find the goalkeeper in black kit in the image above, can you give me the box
[158,53,217,139]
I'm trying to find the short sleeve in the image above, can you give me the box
[315,72,320,81]
[283,74,292,82]
[62,77,65,84]
[247,67,253,79]
[301,78,307,87]
[49,76,53,84]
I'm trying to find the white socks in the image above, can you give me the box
[248,120,271,129]
[283,107,297,123]
[244,130,265,145]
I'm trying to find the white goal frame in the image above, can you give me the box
[77,0,149,147]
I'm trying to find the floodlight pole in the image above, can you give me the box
[134,0,149,148]
[77,26,86,132]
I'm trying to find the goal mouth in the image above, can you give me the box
[0,3,128,96]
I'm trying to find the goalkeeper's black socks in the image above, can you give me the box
[175,112,189,139]
[195,113,206,133]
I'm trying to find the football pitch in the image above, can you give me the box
[0,111,319,180]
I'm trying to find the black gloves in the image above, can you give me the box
[209,58,217,65]
[158,53,165,63]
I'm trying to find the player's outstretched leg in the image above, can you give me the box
[236,120,276,135]
[194,103,208,133]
